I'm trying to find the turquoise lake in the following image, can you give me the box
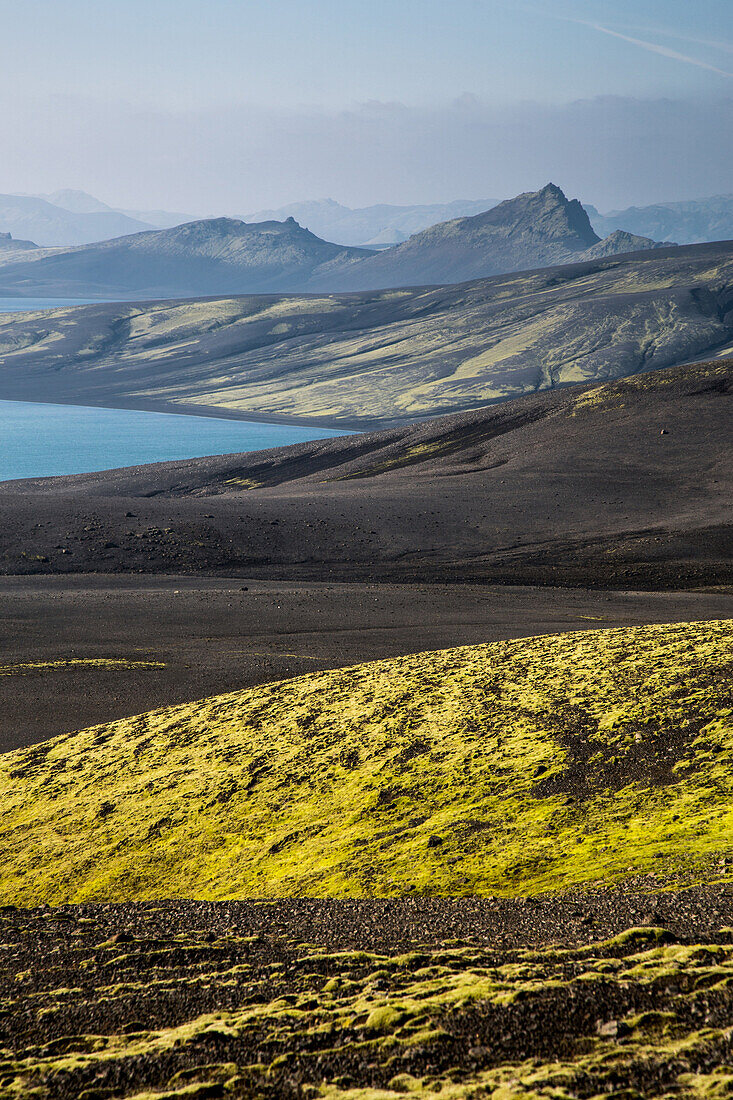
[0,400,348,482]
[0,299,349,480]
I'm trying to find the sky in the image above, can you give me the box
[0,0,731,213]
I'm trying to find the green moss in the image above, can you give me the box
[1,620,732,903]
[0,659,164,677]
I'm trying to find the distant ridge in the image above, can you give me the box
[585,193,733,246]
[243,196,499,246]
[36,190,197,230]
[0,193,152,247]
[309,183,664,291]
[578,229,671,260]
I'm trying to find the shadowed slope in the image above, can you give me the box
[1,619,732,904]
[0,361,730,588]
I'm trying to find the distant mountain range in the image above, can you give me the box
[0,194,156,247]
[0,190,195,247]
[0,185,665,299]
[34,189,197,230]
[585,194,733,246]
[2,184,732,253]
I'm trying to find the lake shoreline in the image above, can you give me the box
[0,398,349,482]
[0,390,369,432]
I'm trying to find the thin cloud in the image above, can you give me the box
[622,28,733,56]
[518,5,733,77]
[570,19,733,77]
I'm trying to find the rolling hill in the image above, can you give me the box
[2,618,732,903]
[1,361,730,589]
[0,240,730,424]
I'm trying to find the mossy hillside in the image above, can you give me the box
[2,620,733,904]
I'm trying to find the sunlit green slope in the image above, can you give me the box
[0,243,731,425]
[2,620,732,904]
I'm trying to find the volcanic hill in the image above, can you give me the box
[317,183,603,290]
[0,216,371,299]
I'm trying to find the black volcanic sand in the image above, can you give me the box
[5,890,733,1098]
[0,362,730,591]
[1,575,731,753]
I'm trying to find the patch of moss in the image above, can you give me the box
[1,621,732,903]
[0,659,165,678]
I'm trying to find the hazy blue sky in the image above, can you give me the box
[0,0,731,212]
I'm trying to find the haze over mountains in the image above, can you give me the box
[246,194,733,250]
[0,194,154,247]
[586,194,733,246]
[242,197,499,246]
[1,183,731,253]
[0,184,665,300]
[34,189,195,229]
